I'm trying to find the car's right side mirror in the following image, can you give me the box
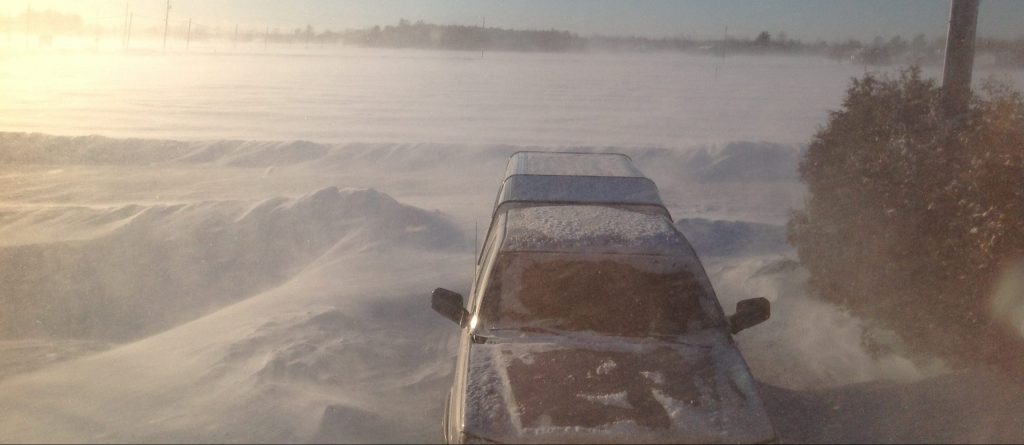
[432,288,468,328]
[728,297,770,334]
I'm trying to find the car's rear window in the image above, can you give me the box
[478,252,724,337]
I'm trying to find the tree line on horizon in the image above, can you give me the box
[3,11,1023,67]
[272,20,1024,67]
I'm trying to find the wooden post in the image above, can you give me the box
[941,0,980,118]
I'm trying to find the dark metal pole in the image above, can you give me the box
[941,0,980,118]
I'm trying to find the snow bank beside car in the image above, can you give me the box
[0,186,465,341]
[676,218,790,257]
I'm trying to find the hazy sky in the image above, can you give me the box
[5,0,1023,41]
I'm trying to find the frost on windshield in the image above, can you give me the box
[479,252,723,336]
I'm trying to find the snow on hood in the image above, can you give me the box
[463,331,776,444]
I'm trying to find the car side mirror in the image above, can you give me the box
[432,288,468,328]
[728,297,770,334]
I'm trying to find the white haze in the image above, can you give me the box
[4,47,1021,147]
[1,48,1023,443]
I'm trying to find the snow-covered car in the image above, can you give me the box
[431,151,776,444]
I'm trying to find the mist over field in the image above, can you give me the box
[1,44,1024,442]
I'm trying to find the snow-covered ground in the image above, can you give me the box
[1,49,1023,443]
[4,47,1021,147]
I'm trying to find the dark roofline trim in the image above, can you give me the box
[492,249,692,258]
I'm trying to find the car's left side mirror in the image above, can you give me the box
[432,288,468,328]
[728,297,770,334]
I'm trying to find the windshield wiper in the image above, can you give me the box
[645,333,717,349]
[489,326,566,337]
[487,328,714,348]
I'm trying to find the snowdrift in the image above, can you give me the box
[761,366,1024,443]
[672,142,803,183]
[676,217,789,257]
[0,132,804,172]
[0,132,1021,443]
[0,186,464,341]
[0,186,468,442]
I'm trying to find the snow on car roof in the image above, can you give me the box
[500,205,693,256]
[503,151,646,178]
[494,151,668,217]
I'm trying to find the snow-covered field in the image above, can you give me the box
[5,46,1017,147]
[1,48,1023,443]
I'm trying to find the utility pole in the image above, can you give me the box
[25,3,31,49]
[721,25,728,62]
[93,19,100,50]
[941,0,980,119]
[126,12,133,49]
[122,1,129,49]
[162,0,171,50]
[186,18,191,51]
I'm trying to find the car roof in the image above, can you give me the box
[493,151,669,218]
[503,151,645,178]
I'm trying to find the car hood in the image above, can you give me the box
[462,330,775,444]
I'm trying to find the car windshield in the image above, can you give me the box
[479,252,724,337]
